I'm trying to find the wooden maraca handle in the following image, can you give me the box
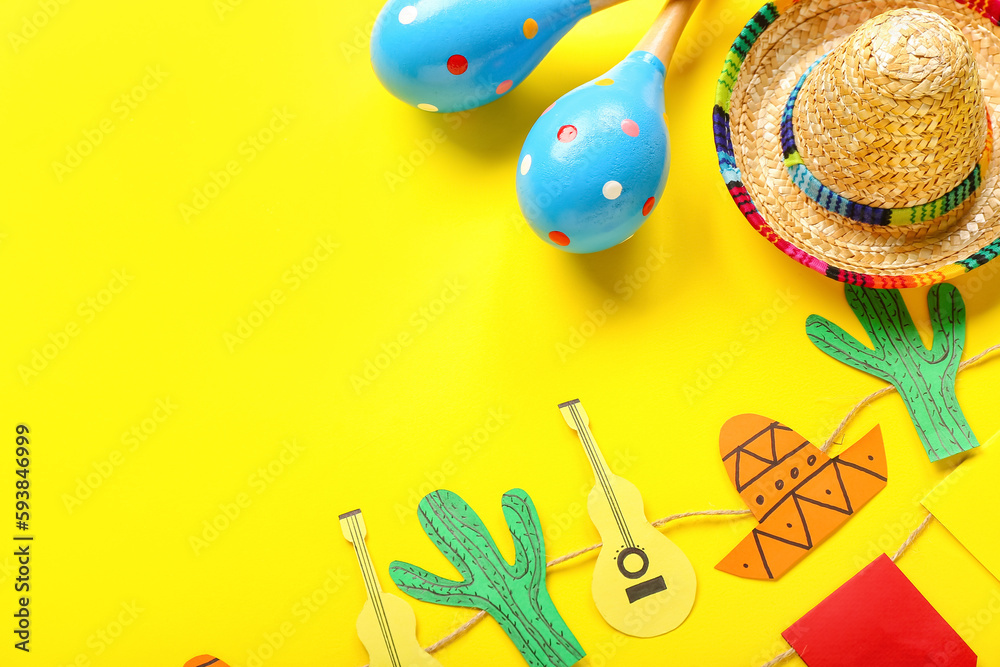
[635,0,701,70]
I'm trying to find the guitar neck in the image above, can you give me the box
[339,509,383,597]
[559,399,614,483]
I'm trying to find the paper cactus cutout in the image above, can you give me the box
[807,283,978,462]
[389,489,584,667]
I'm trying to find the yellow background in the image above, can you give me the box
[2,0,1000,665]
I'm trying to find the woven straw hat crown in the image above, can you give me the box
[792,8,988,210]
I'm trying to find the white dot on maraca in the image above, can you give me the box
[520,155,532,175]
[602,180,622,200]
[398,5,417,24]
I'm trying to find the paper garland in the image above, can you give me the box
[180,337,1000,665]
[716,415,887,580]
[783,554,976,666]
[389,489,585,667]
[807,284,978,461]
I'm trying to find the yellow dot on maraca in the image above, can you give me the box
[523,18,538,39]
[417,103,439,112]
[596,78,614,86]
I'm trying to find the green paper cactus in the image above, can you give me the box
[807,283,978,462]
[389,489,584,667]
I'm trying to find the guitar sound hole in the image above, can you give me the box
[616,546,649,580]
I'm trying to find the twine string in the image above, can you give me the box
[759,512,936,667]
[358,342,998,667]
[760,648,798,667]
[544,509,755,569]
[757,343,999,667]
[424,610,487,654]
[820,343,1000,454]
[403,509,754,658]
[891,512,933,562]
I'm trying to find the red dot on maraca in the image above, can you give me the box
[549,231,570,246]
[447,55,468,75]
[557,125,577,142]
[643,197,655,216]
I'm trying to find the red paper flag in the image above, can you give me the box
[783,554,976,666]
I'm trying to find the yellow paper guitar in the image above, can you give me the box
[559,399,697,637]
[339,509,443,667]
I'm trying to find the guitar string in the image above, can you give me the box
[570,403,634,548]
[570,403,630,546]
[349,516,402,667]
[349,517,400,667]
[355,341,999,667]
[356,516,405,667]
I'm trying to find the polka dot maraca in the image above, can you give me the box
[517,0,699,253]
[371,0,628,113]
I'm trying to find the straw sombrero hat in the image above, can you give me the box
[715,0,1000,287]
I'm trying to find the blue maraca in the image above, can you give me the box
[516,0,699,253]
[370,0,629,113]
